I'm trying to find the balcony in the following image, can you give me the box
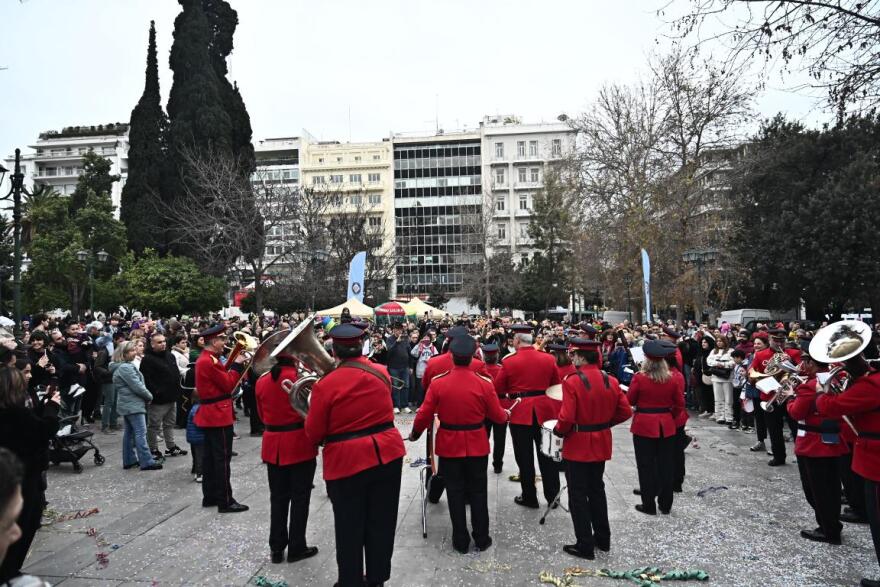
[34,170,82,179]
[515,207,532,217]
[513,180,540,190]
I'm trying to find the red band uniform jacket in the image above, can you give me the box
[626,372,685,438]
[493,346,560,426]
[670,368,689,428]
[255,366,318,466]
[411,367,508,457]
[816,371,880,482]
[787,376,848,459]
[305,357,406,481]
[193,349,241,428]
[422,352,488,392]
[554,364,632,462]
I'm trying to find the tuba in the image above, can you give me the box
[759,360,804,412]
[252,314,336,418]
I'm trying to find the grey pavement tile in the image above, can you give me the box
[55,578,123,586]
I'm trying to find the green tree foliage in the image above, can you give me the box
[730,114,880,319]
[115,249,226,315]
[69,151,120,217]
[527,168,576,310]
[120,21,169,254]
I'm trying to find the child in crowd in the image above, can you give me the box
[186,391,204,483]
[731,349,753,432]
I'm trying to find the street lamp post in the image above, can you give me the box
[623,275,633,324]
[682,248,720,323]
[0,149,28,334]
[76,248,109,317]
[0,266,9,318]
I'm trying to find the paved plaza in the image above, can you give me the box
[23,414,878,586]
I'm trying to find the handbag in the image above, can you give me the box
[701,373,712,385]
[710,366,732,379]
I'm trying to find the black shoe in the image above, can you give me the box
[595,538,610,552]
[287,546,318,562]
[634,504,656,515]
[453,542,470,554]
[563,544,595,560]
[165,446,188,457]
[140,463,163,471]
[230,451,239,457]
[861,579,880,587]
[632,488,642,496]
[514,495,539,509]
[800,528,840,544]
[673,486,683,493]
[493,464,502,474]
[768,458,786,466]
[202,499,218,508]
[476,537,493,551]
[123,463,139,470]
[271,551,284,564]
[250,431,264,437]
[218,501,249,514]
[660,509,670,515]
[840,510,868,524]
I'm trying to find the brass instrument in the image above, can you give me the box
[760,360,804,413]
[748,351,788,382]
[817,366,859,436]
[225,331,259,371]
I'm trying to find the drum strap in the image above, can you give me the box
[324,421,394,444]
[265,422,304,432]
[576,370,609,392]
[439,422,484,431]
[574,421,613,432]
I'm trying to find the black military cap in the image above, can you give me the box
[768,328,788,339]
[658,339,678,351]
[545,339,569,352]
[568,338,600,351]
[510,324,533,334]
[199,324,226,341]
[480,343,499,354]
[446,325,468,340]
[661,326,681,339]
[328,323,366,344]
[643,339,676,359]
[449,335,477,357]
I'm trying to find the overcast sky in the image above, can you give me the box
[1,0,832,158]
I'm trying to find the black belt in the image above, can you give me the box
[265,422,304,432]
[635,407,671,414]
[503,390,544,400]
[439,422,484,431]
[324,421,394,444]
[200,393,232,405]
[575,421,613,432]
[860,431,880,440]
[796,423,840,434]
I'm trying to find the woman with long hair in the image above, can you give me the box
[0,365,60,583]
[697,335,715,418]
[110,341,161,471]
[706,336,735,425]
[626,341,685,515]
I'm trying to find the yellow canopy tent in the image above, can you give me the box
[315,297,375,318]
[403,298,446,320]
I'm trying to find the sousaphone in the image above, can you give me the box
[809,320,872,364]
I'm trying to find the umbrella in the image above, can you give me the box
[374,301,408,317]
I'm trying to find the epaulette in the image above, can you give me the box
[210,355,219,365]
[477,373,493,383]
[501,351,517,362]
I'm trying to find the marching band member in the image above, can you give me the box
[814,325,880,587]
[255,353,319,564]
[305,324,405,587]
[494,324,561,509]
[626,340,684,515]
[752,328,801,466]
[662,340,689,493]
[421,326,488,392]
[553,338,631,560]
[409,335,509,554]
[194,325,248,513]
[786,343,845,545]
[481,343,507,474]
[659,327,684,370]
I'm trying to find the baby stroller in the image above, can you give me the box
[47,384,105,473]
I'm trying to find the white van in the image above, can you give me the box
[717,309,773,328]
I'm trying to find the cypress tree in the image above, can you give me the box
[120,21,168,254]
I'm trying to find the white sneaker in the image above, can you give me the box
[195,474,202,483]
[704,413,715,419]
[394,407,400,414]
[403,407,412,414]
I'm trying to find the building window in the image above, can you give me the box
[368,216,382,227]
[517,141,525,157]
[494,168,505,185]
[495,142,504,158]
[497,223,506,240]
[373,154,381,160]
[552,138,562,156]
[336,157,343,163]
[519,194,529,210]
[529,140,538,156]
[312,175,325,185]
[350,174,362,184]
[318,157,324,164]
[330,174,343,183]
[519,222,529,238]
[518,167,527,183]
[368,172,380,183]
[496,196,505,211]
[350,194,362,205]
[368,193,381,204]
[354,155,361,162]
[530,168,540,183]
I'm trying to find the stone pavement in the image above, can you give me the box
[24,412,878,587]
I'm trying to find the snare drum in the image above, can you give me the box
[539,419,564,462]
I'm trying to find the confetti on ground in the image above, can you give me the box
[41,506,100,524]
[251,576,289,587]
[696,485,728,498]
[542,567,710,586]
[467,559,512,573]
[95,552,110,569]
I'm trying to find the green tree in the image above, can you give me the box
[116,249,227,315]
[528,168,576,310]
[69,151,120,216]
[121,21,169,254]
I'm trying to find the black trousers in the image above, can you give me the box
[510,421,560,504]
[865,479,880,569]
[441,455,490,551]
[797,455,842,539]
[267,459,317,553]
[633,434,675,513]
[699,382,714,414]
[565,460,608,553]
[0,476,43,583]
[485,421,507,470]
[242,384,263,435]
[202,426,235,507]
[839,452,867,516]
[754,402,767,441]
[176,389,191,428]
[326,457,403,587]
[731,388,742,424]
[764,407,787,461]
[674,427,687,490]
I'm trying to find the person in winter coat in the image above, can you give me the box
[110,341,162,471]
[93,335,118,433]
[410,335,437,407]
[140,333,187,460]
[706,336,735,425]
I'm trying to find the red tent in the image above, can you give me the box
[374,301,408,317]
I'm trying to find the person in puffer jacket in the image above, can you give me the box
[110,341,161,471]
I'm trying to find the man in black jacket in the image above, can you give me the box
[385,322,412,413]
[141,332,187,460]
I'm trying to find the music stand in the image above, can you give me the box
[539,483,569,525]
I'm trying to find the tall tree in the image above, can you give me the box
[69,151,119,217]
[528,166,577,311]
[120,21,169,254]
